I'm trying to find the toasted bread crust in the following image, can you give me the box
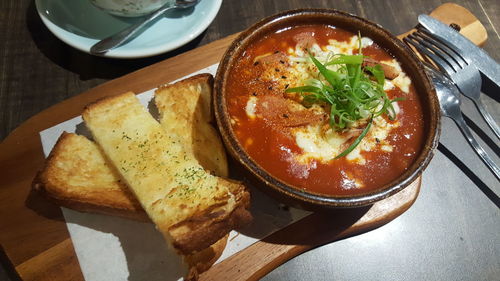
[33,74,231,223]
[156,73,215,124]
[82,91,251,255]
[156,74,228,178]
[34,180,149,221]
[157,74,213,120]
[33,74,252,277]
[170,182,251,254]
[33,132,148,220]
[83,83,252,257]
[184,234,228,280]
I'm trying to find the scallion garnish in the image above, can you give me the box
[286,38,401,158]
[334,118,372,159]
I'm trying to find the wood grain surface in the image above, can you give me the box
[0,30,421,281]
[199,179,421,281]
[1,0,499,141]
[0,1,499,281]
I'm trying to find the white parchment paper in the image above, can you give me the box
[39,64,310,281]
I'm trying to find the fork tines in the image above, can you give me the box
[405,27,500,140]
[403,28,470,75]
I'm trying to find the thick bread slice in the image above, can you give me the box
[33,74,228,221]
[184,234,228,280]
[33,131,229,276]
[82,92,251,255]
[184,234,227,280]
[33,132,147,221]
[32,74,248,277]
[155,74,228,179]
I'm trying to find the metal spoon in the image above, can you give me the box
[425,63,500,181]
[90,0,199,56]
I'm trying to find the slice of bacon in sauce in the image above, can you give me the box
[362,58,399,79]
[254,51,291,78]
[256,95,326,128]
[256,51,289,66]
[339,128,366,151]
[293,29,318,50]
[321,122,367,150]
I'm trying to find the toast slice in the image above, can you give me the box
[33,74,251,277]
[82,92,250,256]
[155,74,228,180]
[33,132,148,221]
[34,74,230,222]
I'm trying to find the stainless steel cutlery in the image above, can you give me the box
[423,63,499,180]
[404,29,500,139]
[404,17,499,180]
[418,14,500,87]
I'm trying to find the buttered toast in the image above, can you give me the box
[34,74,251,253]
[155,74,228,179]
[80,76,251,257]
[33,132,147,220]
[33,74,250,278]
[34,74,231,222]
[82,91,250,255]
[33,74,252,278]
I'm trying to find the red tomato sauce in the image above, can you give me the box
[226,25,425,196]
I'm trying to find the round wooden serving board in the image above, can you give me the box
[0,3,486,281]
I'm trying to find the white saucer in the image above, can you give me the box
[35,0,222,59]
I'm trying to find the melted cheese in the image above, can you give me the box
[382,59,412,93]
[294,125,343,162]
[245,96,258,119]
[293,115,399,165]
[248,34,409,165]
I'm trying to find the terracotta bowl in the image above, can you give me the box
[214,9,440,210]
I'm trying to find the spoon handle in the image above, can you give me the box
[474,98,500,140]
[90,3,176,55]
[452,113,500,181]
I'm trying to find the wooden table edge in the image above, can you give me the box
[0,33,239,280]
[0,3,486,279]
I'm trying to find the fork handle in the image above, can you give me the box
[474,99,500,140]
[452,114,500,181]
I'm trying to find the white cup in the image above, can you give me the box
[90,0,171,17]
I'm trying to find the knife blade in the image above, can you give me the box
[418,14,500,87]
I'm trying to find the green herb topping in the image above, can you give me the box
[286,38,401,159]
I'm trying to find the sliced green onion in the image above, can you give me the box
[285,85,322,94]
[364,64,385,86]
[284,35,401,158]
[334,119,372,159]
[309,53,340,86]
[325,54,364,65]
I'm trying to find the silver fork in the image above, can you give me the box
[404,29,500,140]
[423,63,500,181]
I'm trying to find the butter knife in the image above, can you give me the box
[418,14,500,87]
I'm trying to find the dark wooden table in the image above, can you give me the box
[1,1,499,280]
